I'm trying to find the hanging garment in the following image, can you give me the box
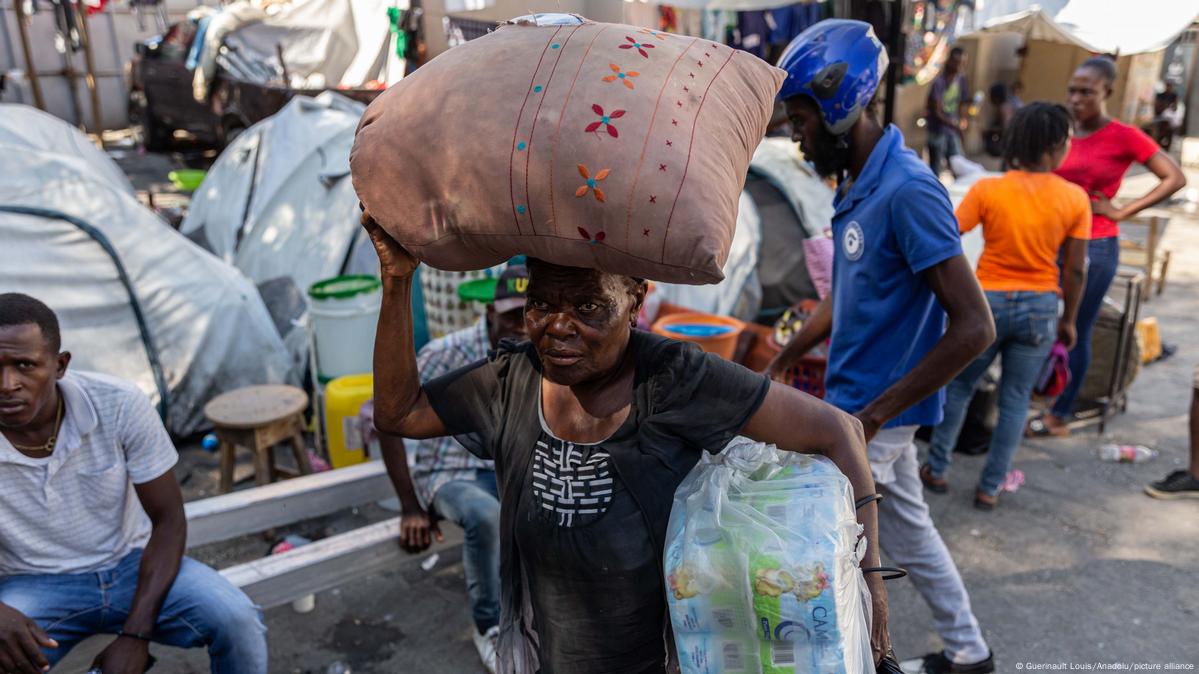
[658,5,678,33]
[50,0,81,52]
[733,10,770,59]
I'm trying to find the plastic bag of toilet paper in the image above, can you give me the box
[665,437,873,673]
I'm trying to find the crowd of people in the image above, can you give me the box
[0,16,1191,674]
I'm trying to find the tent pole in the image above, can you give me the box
[75,0,105,136]
[883,0,905,126]
[11,0,47,110]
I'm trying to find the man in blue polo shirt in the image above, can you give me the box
[769,21,998,674]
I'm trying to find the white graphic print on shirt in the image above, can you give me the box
[530,435,614,528]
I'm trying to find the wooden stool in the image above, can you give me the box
[204,385,313,493]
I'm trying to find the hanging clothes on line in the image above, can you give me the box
[701,9,736,44]
[765,2,828,63]
[50,0,81,52]
[732,10,771,59]
[658,4,678,33]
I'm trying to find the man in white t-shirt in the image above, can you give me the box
[0,293,267,674]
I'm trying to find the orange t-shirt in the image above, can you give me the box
[956,171,1091,293]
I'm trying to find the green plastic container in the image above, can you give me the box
[168,169,207,192]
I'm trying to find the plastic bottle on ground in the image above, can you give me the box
[1098,444,1158,463]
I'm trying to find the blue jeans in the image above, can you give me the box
[927,128,963,176]
[0,549,267,673]
[928,291,1058,495]
[433,470,500,634]
[1051,236,1120,418]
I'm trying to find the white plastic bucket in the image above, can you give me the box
[307,275,382,381]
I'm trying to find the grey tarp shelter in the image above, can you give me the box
[0,104,294,436]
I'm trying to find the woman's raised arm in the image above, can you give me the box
[363,214,448,439]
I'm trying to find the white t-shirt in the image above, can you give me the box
[0,371,178,575]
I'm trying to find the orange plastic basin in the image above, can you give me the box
[652,312,744,360]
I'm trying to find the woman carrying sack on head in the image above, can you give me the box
[920,103,1089,511]
[354,16,893,672]
[1029,57,1186,438]
[362,216,892,673]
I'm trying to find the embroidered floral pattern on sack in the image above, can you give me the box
[585,104,625,138]
[602,64,640,89]
[577,227,606,244]
[575,164,609,202]
[620,35,655,58]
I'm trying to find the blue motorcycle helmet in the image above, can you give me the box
[776,19,889,137]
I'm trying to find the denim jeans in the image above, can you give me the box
[0,549,267,673]
[928,291,1059,495]
[433,470,500,634]
[927,128,963,176]
[1051,236,1120,418]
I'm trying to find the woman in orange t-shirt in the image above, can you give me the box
[922,103,1089,510]
[1037,57,1186,436]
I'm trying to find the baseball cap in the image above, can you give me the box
[492,265,529,314]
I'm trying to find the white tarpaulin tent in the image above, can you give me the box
[0,105,134,195]
[0,107,294,436]
[973,1,1198,55]
[180,92,377,294]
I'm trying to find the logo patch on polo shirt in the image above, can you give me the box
[843,221,865,261]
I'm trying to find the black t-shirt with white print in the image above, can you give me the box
[516,426,664,673]
[422,330,772,674]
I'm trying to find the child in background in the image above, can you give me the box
[921,102,1090,510]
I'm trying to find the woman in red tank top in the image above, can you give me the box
[1033,57,1186,437]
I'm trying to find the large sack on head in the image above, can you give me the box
[351,16,784,285]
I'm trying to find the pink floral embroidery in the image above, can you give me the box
[620,36,655,58]
[575,164,610,203]
[584,104,625,138]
